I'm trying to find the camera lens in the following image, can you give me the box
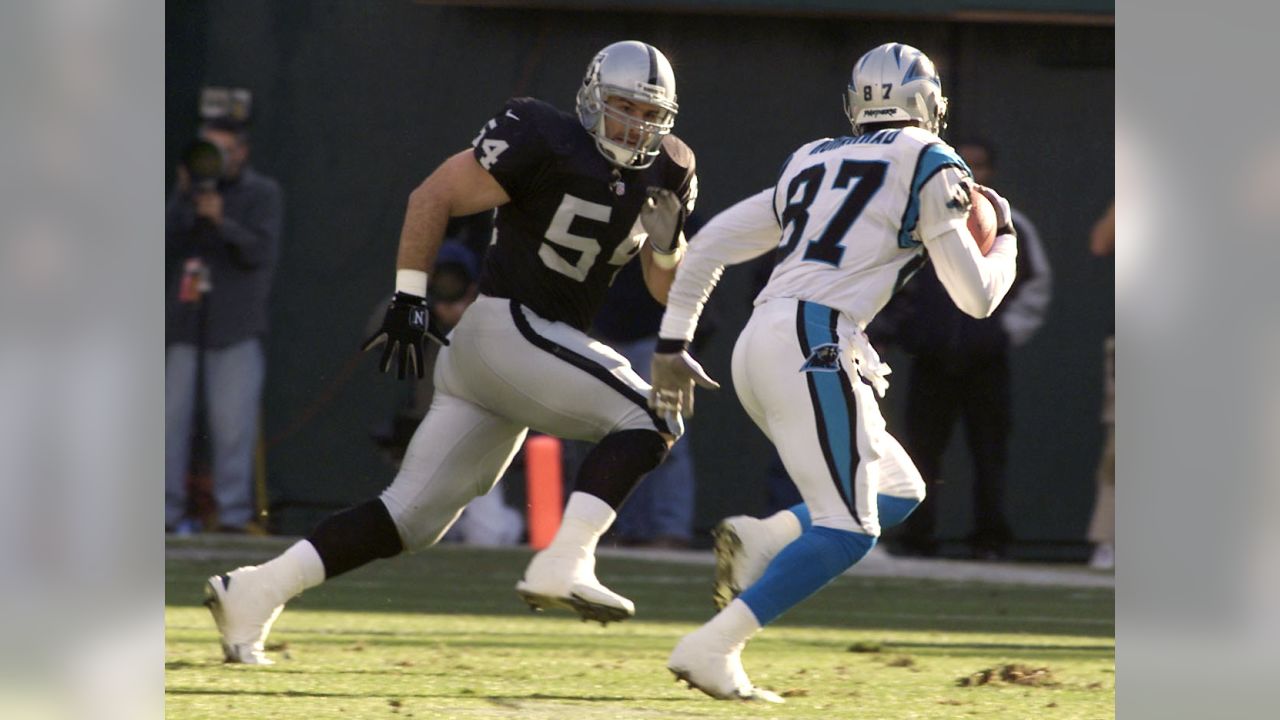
[183,139,224,183]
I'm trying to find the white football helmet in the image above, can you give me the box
[576,41,678,169]
[844,42,948,136]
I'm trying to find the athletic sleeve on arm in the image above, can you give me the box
[915,164,972,243]
[918,162,1017,318]
[470,99,550,198]
[659,188,781,342]
[919,164,1017,319]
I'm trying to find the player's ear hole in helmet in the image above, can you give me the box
[576,41,678,170]
[843,42,948,137]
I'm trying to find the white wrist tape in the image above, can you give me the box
[395,269,428,297]
[651,241,686,270]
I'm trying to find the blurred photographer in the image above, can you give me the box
[165,117,283,533]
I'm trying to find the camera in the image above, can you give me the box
[181,85,253,192]
[182,138,226,191]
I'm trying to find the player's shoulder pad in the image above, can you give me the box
[900,125,943,148]
[908,135,972,188]
[660,133,695,174]
[501,96,582,156]
[796,137,836,157]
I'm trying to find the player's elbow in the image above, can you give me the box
[955,294,997,320]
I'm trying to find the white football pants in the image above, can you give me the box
[732,298,926,536]
[380,295,669,551]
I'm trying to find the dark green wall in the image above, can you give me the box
[167,2,1113,552]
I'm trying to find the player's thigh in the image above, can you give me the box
[739,301,880,534]
[875,432,926,501]
[441,296,670,441]
[731,313,770,437]
[380,391,528,551]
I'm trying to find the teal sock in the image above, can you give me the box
[739,526,874,625]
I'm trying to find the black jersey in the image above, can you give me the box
[470,97,697,331]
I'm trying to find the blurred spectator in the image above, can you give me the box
[870,138,1053,559]
[367,236,524,546]
[165,118,283,533]
[1086,201,1115,570]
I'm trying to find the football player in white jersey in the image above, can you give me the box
[202,41,699,665]
[651,42,1019,702]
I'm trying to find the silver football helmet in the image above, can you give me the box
[576,41,678,169]
[843,43,948,136]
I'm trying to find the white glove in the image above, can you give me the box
[974,184,1016,237]
[649,346,720,433]
[640,187,686,256]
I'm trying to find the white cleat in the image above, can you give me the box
[667,627,783,703]
[204,568,284,665]
[712,515,782,610]
[515,549,635,625]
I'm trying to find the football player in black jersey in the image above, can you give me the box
[204,41,709,665]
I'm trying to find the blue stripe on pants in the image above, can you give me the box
[799,302,862,527]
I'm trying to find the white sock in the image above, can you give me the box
[548,492,616,556]
[254,540,326,606]
[703,598,763,647]
[761,510,803,554]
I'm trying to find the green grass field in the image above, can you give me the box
[166,537,1113,719]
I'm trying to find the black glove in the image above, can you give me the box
[362,291,450,380]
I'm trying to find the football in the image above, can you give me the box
[967,186,998,256]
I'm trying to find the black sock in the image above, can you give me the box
[574,429,669,510]
[306,498,404,579]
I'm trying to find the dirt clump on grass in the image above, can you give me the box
[958,664,1058,687]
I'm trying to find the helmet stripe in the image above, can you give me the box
[902,56,940,87]
[646,44,659,86]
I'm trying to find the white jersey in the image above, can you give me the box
[759,127,970,327]
[660,126,1016,344]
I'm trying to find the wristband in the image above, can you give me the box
[655,338,690,354]
[650,239,686,270]
[396,269,428,297]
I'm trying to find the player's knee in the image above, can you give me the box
[380,490,456,553]
[810,511,865,535]
[609,428,670,473]
[615,404,677,442]
[877,494,922,529]
[575,429,670,509]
